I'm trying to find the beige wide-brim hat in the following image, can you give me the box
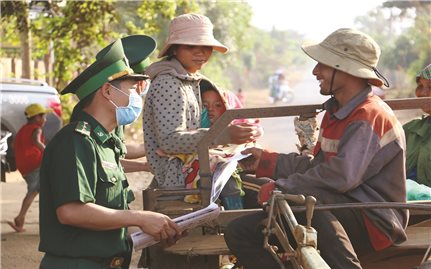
[158,13,228,58]
[301,28,385,87]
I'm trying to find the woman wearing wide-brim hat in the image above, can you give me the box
[143,13,260,189]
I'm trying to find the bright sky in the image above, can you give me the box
[248,0,386,41]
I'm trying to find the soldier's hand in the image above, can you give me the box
[159,230,188,248]
[139,211,182,242]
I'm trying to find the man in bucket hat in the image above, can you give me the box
[225,28,407,269]
[39,39,182,269]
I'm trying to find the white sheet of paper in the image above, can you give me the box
[130,152,250,251]
[130,202,220,251]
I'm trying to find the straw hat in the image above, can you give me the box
[301,28,385,87]
[158,13,228,58]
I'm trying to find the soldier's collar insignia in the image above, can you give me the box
[74,121,91,136]
[93,125,110,143]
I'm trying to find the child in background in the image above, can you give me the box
[159,79,264,209]
[8,103,52,232]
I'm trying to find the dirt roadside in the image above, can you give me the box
[1,170,153,269]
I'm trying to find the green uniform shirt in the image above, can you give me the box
[39,112,134,258]
[403,115,431,187]
[71,105,127,157]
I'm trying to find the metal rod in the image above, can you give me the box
[290,202,431,212]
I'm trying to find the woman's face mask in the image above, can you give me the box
[109,83,143,125]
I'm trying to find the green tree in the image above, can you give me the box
[354,1,430,95]
[1,1,31,78]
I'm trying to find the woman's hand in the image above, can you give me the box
[227,123,260,144]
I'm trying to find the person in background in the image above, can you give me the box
[106,35,156,173]
[143,13,259,190]
[39,39,182,269]
[404,63,431,199]
[236,88,246,106]
[225,28,408,269]
[70,35,157,173]
[7,103,52,233]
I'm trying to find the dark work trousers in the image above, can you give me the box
[224,190,374,269]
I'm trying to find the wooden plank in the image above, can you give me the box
[164,234,230,256]
[397,226,431,249]
[153,200,203,217]
[164,223,430,257]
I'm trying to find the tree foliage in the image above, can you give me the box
[354,1,430,94]
[1,0,429,113]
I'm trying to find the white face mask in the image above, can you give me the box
[109,84,143,125]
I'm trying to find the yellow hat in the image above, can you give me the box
[24,103,53,118]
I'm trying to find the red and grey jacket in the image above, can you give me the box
[257,87,408,250]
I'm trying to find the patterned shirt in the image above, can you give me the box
[143,58,208,187]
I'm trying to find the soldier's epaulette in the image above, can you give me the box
[74,121,91,136]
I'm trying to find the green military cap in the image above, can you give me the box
[96,35,157,74]
[61,39,148,100]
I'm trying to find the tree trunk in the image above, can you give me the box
[33,60,39,80]
[11,58,16,77]
[20,17,31,79]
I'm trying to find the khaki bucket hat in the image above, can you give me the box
[301,28,387,87]
[158,13,228,58]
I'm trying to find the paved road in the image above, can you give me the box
[1,170,152,269]
[258,72,329,153]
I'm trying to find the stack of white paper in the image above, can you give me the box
[130,152,250,251]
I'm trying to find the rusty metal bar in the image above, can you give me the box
[142,188,201,211]
[197,97,431,206]
[290,201,431,212]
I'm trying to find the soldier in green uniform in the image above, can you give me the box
[39,39,181,269]
[70,35,156,173]
[104,35,156,173]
